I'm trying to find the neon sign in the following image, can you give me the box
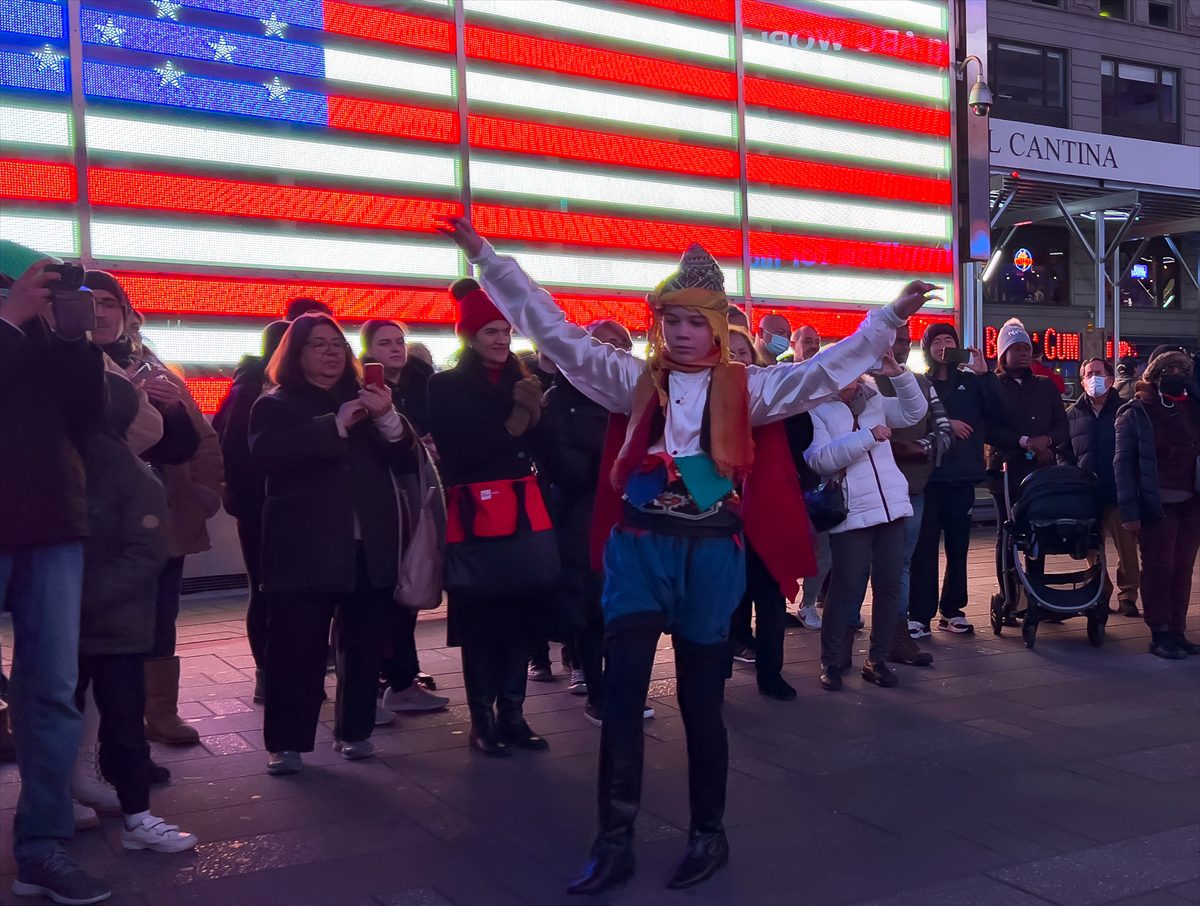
[1129,263,1149,279]
[985,326,1136,362]
[1013,248,1033,272]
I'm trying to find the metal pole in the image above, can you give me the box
[1095,214,1106,332]
[453,0,470,277]
[733,0,752,321]
[1111,247,1120,371]
[66,0,91,264]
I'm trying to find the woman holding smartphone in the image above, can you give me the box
[249,314,417,775]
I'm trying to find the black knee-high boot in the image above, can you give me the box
[497,640,548,750]
[567,620,661,895]
[668,637,730,890]
[461,643,508,757]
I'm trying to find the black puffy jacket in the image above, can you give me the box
[212,355,266,520]
[925,369,1002,486]
[1058,392,1120,507]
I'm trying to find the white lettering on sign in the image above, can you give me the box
[988,120,1200,192]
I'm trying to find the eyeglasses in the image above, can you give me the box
[305,340,348,354]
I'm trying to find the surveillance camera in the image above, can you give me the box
[968,80,993,117]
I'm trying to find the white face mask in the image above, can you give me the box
[1084,375,1109,398]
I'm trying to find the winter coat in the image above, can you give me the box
[427,351,551,646]
[925,369,1002,487]
[0,318,105,551]
[1114,387,1200,524]
[212,355,267,521]
[1057,392,1121,507]
[985,369,1069,492]
[875,373,952,496]
[250,381,417,595]
[80,433,169,656]
[160,371,224,558]
[805,371,928,533]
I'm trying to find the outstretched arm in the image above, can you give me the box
[438,217,641,414]
[747,281,940,425]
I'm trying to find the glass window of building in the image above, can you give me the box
[1121,239,1181,310]
[1099,0,1128,18]
[988,40,1068,127]
[1148,0,1177,28]
[1101,59,1180,143]
[984,227,1070,306]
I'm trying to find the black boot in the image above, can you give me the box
[567,621,661,895]
[498,642,548,750]
[1149,629,1187,660]
[668,638,730,890]
[1172,632,1200,656]
[462,645,510,757]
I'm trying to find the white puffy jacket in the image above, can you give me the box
[805,371,928,533]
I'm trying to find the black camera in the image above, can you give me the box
[46,262,96,340]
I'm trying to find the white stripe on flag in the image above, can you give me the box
[85,114,459,188]
[471,157,740,219]
[90,220,461,279]
[467,69,736,140]
[743,36,948,103]
[0,102,72,149]
[801,0,947,33]
[744,112,948,173]
[492,245,741,293]
[747,189,950,241]
[324,48,455,98]
[0,210,79,257]
[751,269,954,308]
[464,0,733,61]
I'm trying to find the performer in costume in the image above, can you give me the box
[437,217,940,893]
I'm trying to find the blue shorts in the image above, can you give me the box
[601,527,746,646]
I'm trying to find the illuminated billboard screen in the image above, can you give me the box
[1,0,954,405]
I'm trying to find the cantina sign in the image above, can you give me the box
[985,326,1136,362]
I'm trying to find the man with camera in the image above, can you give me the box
[0,252,113,905]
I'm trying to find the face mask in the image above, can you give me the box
[1159,374,1188,397]
[764,332,789,359]
[1084,375,1109,398]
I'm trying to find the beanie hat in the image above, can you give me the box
[83,270,132,317]
[450,277,507,338]
[920,321,959,371]
[1144,348,1192,384]
[996,317,1031,361]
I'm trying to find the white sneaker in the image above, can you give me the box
[642,706,655,720]
[121,813,198,853]
[72,746,122,816]
[567,670,588,696]
[908,620,932,639]
[332,739,375,760]
[73,801,99,831]
[937,616,975,634]
[798,605,822,630]
[382,684,449,713]
[374,705,395,726]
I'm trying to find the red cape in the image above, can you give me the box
[590,416,816,600]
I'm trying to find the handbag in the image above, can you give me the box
[444,474,561,594]
[804,474,848,532]
[394,440,446,611]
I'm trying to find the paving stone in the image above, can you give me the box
[989,825,1200,906]
[201,733,258,756]
[858,875,1053,906]
[1099,741,1200,783]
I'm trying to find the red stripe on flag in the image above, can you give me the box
[741,0,948,67]
[744,77,949,136]
[185,377,234,416]
[748,231,952,275]
[88,168,462,231]
[746,154,950,206]
[323,1,454,53]
[752,305,954,340]
[468,114,739,180]
[0,159,76,203]
[465,24,737,101]
[328,96,460,143]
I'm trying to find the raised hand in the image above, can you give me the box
[892,280,942,320]
[435,216,485,259]
[878,349,905,378]
[0,259,58,328]
[966,347,987,375]
[357,384,394,419]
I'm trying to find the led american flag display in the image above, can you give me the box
[1,0,955,404]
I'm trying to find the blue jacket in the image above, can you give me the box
[1058,392,1120,507]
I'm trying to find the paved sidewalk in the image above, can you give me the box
[2,530,1198,906]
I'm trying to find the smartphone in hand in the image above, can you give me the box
[363,362,386,389]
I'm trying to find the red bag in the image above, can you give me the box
[444,475,559,593]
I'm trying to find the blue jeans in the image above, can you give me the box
[898,493,925,617]
[0,543,84,866]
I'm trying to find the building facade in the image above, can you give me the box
[983,0,1200,393]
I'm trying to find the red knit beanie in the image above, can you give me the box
[450,278,507,337]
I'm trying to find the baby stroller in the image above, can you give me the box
[990,464,1108,649]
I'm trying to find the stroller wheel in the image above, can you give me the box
[990,594,1005,636]
[1022,617,1037,649]
[1087,618,1105,648]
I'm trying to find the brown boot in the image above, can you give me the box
[144,656,200,745]
[887,621,933,667]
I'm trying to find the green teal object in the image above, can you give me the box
[0,239,57,281]
[675,454,735,510]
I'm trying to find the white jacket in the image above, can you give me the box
[805,372,928,533]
